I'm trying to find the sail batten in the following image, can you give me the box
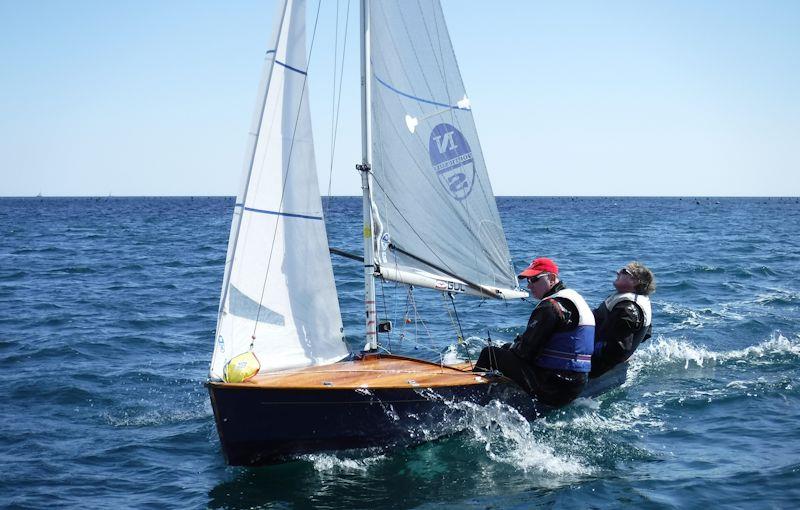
[242,206,324,221]
[373,73,470,111]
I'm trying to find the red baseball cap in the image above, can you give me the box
[518,257,559,278]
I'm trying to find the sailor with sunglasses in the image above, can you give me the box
[474,257,595,408]
[589,262,655,378]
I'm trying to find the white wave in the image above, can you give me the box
[630,336,719,372]
[570,397,600,411]
[302,452,386,472]
[753,289,800,305]
[658,301,746,330]
[103,405,210,427]
[442,336,491,363]
[433,398,592,475]
[628,332,800,376]
[722,333,800,360]
[545,401,664,433]
[441,344,465,365]
[725,380,749,389]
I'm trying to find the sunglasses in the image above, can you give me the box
[617,268,634,278]
[527,273,549,284]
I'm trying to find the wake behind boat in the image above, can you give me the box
[207,0,627,466]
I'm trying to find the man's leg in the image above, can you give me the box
[474,346,538,395]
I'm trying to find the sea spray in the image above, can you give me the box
[302,452,387,473]
[629,332,800,375]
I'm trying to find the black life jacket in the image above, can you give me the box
[594,292,652,356]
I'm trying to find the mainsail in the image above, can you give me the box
[210,0,348,380]
[368,1,524,299]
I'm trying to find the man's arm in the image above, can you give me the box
[510,298,569,362]
[601,302,643,352]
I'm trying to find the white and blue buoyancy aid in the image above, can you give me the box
[535,288,596,373]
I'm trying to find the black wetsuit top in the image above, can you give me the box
[475,282,589,407]
[589,299,652,378]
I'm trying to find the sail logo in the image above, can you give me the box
[429,123,475,201]
[434,280,466,293]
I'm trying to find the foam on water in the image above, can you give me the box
[302,452,387,472]
[628,331,800,375]
[659,301,747,330]
[400,389,600,475]
[723,332,800,360]
[102,405,210,428]
[753,289,800,306]
[450,400,592,475]
[622,332,800,414]
[546,400,665,433]
[630,336,719,371]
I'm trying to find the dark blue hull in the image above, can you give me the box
[208,361,627,466]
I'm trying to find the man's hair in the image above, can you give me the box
[626,261,655,295]
[543,272,559,284]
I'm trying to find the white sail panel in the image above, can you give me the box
[211,0,348,379]
[368,0,521,297]
[217,4,286,312]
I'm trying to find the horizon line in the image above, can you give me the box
[2,194,799,199]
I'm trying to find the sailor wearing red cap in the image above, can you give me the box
[474,257,595,408]
[590,262,654,378]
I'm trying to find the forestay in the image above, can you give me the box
[210,0,348,380]
[368,0,524,299]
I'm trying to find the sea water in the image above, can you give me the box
[1,196,799,508]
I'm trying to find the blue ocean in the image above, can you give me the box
[1,196,799,509]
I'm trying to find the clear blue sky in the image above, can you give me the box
[1,0,798,197]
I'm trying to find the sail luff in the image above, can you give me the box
[216,4,288,315]
[211,0,289,378]
[211,0,348,380]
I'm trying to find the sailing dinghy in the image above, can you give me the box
[207,0,620,466]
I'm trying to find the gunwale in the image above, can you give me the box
[208,354,495,390]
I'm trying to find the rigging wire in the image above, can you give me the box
[404,286,443,361]
[445,292,473,368]
[324,0,339,216]
[324,0,352,217]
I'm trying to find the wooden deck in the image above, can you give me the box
[211,354,491,390]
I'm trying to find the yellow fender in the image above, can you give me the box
[223,351,261,383]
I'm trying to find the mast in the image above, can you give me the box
[358,0,377,351]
